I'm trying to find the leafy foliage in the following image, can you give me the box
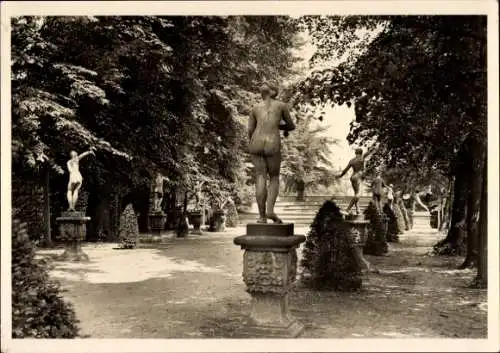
[12,218,80,338]
[281,108,338,194]
[11,15,304,239]
[296,16,486,185]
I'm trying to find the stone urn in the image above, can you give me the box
[209,209,226,232]
[149,211,166,236]
[188,210,203,235]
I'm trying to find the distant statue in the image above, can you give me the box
[152,173,168,212]
[66,148,95,211]
[336,148,374,214]
[386,183,394,209]
[248,84,296,224]
[371,171,386,212]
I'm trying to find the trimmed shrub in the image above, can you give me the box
[224,203,239,228]
[363,201,388,255]
[300,200,362,291]
[118,204,138,249]
[383,203,400,242]
[12,218,80,338]
[393,203,406,234]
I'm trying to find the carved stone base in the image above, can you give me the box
[329,219,371,291]
[233,223,306,338]
[56,247,90,262]
[56,212,91,262]
[234,312,304,338]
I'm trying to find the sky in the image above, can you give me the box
[294,33,360,170]
[317,105,356,168]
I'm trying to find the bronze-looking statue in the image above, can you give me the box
[66,148,95,211]
[336,148,373,214]
[248,84,295,224]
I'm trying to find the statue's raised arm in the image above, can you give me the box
[77,147,96,161]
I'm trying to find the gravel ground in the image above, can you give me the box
[37,224,487,339]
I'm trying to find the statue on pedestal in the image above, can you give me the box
[232,84,305,338]
[66,148,95,211]
[248,84,295,224]
[152,173,168,213]
[371,171,386,212]
[336,148,373,215]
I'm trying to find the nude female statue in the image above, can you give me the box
[66,148,95,211]
[152,173,168,212]
[248,84,295,224]
[336,148,374,214]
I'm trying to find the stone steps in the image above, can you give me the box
[238,196,430,227]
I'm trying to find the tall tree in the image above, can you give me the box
[296,15,487,277]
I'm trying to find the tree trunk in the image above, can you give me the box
[433,172,468,255]
[43,168,52,247]
[439,179,454,231]
[473,152,487,287]
[459,130,486,269]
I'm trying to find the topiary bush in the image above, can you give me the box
[224,202,239,228]
[383,203,400,243]
[300,200,362,291]
[393,203,406,234]
[397,198,411,231]
[363,201,388,256]
[12,218,80,338]
[118,204,138,249]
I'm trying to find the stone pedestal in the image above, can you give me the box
[233,223,306,338]
[149,211,166,236]
[328,218,371,290]
[344,219,371,270]
[188,211,203,235]
[56,211,90,262]
[364,213,388,256]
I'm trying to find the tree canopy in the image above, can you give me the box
[12,15,303,204]
[295,15,486,188]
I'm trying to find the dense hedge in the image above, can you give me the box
[12,218,80,338]
[363,202,388,256]
[224,202,239,228]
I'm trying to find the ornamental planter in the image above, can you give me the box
[209,210,226,232]
[149,211,166,236]
[188,210,203,235]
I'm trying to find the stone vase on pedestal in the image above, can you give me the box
[233,223,306,338]
[149,211,166,237]
[209,210,226,232]
[188,211,203,235]
[328,218,369,291]
[56,211,90,262]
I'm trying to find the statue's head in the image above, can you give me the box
[70,150,77,158]
[355,148,363,156]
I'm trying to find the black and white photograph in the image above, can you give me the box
[1,1,499,352]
